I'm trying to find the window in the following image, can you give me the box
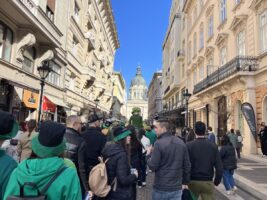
[69,75,76,90]
[181,64,185,79]
[182,17,185,30]
[193,70,197,85]
[199,25,204,49]
[22,47,36,73]
[193,33,197,56]
[220,0,227,23]
[0,23,13,62]
[237,31,246,56]
[199,64,204,81]
[47,61,61,86]
[207,58,214,75]
[176,92,180,105]
[208,15,214,38]
[193,7,197,21]
[46,0,55,21]
[172,97,174,109]
[220,47,227,66]
[260,10,267,53]
[188,41,191,62]
[236,0,241,4]
[72,36,79,56]
[74,2,80,23]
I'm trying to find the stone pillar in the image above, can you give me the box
[243,76,257,155]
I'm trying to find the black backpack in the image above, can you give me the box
[7,166,67,200]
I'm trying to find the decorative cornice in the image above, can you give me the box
[229,15,248,31]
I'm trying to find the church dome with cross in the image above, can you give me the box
[128,66,147,100]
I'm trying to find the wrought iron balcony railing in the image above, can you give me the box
[193,56,258,94]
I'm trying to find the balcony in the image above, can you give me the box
[177,50,185,61]
[193,56,258,94]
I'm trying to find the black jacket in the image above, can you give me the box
[130,143,142,170]
[102,142,137,200]
[220,144,237,170]
[147,132,191,191]
[186,138,223,186]
[82,127,107,170]
[64,128,88,192]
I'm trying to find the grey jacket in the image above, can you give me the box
[147,132,191,191]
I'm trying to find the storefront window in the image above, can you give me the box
[0,22,13,62]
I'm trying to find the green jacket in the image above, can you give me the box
[129,115,143,129]
[145,130,157,145]
[0,149,17,199]
[228,133,238,149]
[4,157,82,200]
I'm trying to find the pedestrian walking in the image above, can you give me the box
[145,126,157,146]
[258,122,267,156]
[228,129,238,149]
[101,127,138,200]
[138,128,150,187]
[236,130,243,159]
[220,135,238,195]
[147,117,191,200]
[4,120,82,200]
[207,127,216,144]
[64,115,89,198]
[0,111,18,199]
[187,121,223,200]
[17,119,37,162]
[83,113,107,177]
[126,125,142,199]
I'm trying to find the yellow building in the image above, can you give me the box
[180,0,267,154]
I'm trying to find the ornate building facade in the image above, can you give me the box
[126,66,148,120]
[0,0,119,123]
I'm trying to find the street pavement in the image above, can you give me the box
[137,157,264,200]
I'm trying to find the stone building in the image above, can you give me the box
[126,66,148,120]
[0,0,119,123]
[65,0,119,117]
[148,71,163,122]
[111,71,127,120]
[173,0,267,154]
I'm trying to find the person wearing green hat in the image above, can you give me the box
[0,111,18,199]
[4,120,82,200]
[100,127,138,200]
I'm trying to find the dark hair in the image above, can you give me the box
[230,129,235,134]
[208,126,212,131]
[138,128,146,140]
[194,121,206,135]
[27,120,37,137]
[236,130,241,136]
[186,129,196,142]
[156,117,170,131]
[221,135,231,146]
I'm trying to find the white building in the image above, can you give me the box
[126,66,148,120]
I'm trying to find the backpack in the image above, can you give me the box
[7,166,67,200]
[89,157,117,197]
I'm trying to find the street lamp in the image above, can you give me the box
[183,88,191,128]
[94,98,100,109]
[37,61,51,125]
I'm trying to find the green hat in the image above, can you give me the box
[31,121,66,158]
[113,127,131,142]
[0,111,19,140]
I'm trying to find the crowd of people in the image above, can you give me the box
[1,109,267,200]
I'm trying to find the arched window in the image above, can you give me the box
[0,22,13,62]
[199,24,204,49]
[193,33,197,56]
[22,47,36,73]
[237,31,246,56]
[220,47,227,66]
[220,0,227,23]
[260,10,267,53]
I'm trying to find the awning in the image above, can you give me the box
[43,96,56,113]
[194,105,206,111]
[45,95,69,109]
[23,89,39,109]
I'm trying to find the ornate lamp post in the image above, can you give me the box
[37,61,51,125]
[183,89,192,128]
[94,98,100,109]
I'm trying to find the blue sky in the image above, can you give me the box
[111,0,172,91]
